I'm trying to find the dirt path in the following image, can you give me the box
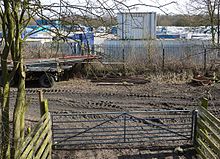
[10,79,220,159]
[19,79,220,119]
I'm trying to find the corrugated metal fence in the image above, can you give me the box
[21,39,219,69]
[98,40,218,68]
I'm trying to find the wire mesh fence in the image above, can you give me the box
[19,39,220,71]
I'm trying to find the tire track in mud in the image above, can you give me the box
[9,88,220,116]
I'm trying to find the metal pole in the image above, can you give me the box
[122,48,126,76]
[122,13,124,40]
[218,1,220,46]
[162,48,165,71]
[204,48,207,71]
[218,0,220,56]
[60,0,61,27]
[191,110,198,145]
[124,113,126,142]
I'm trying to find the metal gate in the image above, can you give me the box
[52,110,196,150]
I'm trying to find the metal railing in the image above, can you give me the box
[52,110,195,150]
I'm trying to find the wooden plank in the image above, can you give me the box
[19,143,33,159]
[196,138,218,159]
[47,121,52,159]
[39,143,50,159]
[47,141,52,159]
[25,149,33,159]
[201,98,208,109]
[19,114,50,158]
[22,115,49,156]
[197,129,220,156]
[197,118,220,145]
[34,122,50,153]
[17,113,52,159]
[22,113,48,147]
[30,115,50,146]
[196,147,208,159]
[34,131,52,159]
[46,154,50,159]
[199,112,220,134]
[40,99,49,117]
[199,106,220,128]
[16,114,48,158]
[16,117,44,158]
[40,129,52,159]
[18,138,33,159]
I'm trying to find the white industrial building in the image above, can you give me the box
[117,12,157,40]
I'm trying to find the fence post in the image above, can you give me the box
[192,97,208,147]
[204,48,207,71]
[38,90,49,116]
[27,127,31,134]
[201,97,208,109]
[191,110,198,145]
[122,48,126,76]
[124,113,126,142]
[40,100,49,116]
[38,89,43,103]
[200,97,208,135]
[162,48,165,71]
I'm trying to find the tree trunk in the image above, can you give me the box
[1,84,10,159]
[12,56,26,159]
[1,44,11,159]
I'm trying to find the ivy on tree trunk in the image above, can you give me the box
[0,1,30,158]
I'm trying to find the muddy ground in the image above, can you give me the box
[10,78,220,159]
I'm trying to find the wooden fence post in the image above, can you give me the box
[38,90,44,103]
[200,97,208,136]
[40,100,49,116]
[38,90,49,116]
[27,127,31,134]
[201,97,208,109]
[195,98,220,159]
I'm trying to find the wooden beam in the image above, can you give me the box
[197,118,220,146]
[196,138,218,159]
[197,128,220,156]
[40,99,49,117]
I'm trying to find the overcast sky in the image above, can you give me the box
[42,0,188,15]
[125,0,188,14]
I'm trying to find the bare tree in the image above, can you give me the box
[187,0,218,44]
[0,0,41,158]
[0,0,174,158]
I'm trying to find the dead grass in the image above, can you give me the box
[21,42,217,84]
[146,71,194,84]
